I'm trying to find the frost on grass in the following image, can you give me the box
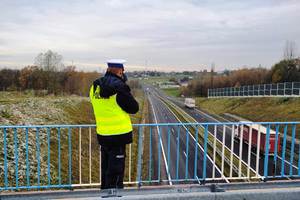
[0,93,89,186]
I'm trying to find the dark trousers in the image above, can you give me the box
[100,145,126,189]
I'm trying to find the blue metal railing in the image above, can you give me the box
[0,122,299,191]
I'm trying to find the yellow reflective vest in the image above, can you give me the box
[89,84,133,136]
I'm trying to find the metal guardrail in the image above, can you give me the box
[208,82,300,98]
[0,122,299,191]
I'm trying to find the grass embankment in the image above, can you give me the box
[0,90,145,188]
[162,88,181,97]
[196,97,300,122]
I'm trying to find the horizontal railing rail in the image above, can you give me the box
[0,122,299,191]
[208,82,300,98]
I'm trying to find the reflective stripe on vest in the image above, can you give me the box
[89,84,133,135]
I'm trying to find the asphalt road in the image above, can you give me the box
[153,88,299,178]
[145,87,225,185]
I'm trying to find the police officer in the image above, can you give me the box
[89,59,139,190]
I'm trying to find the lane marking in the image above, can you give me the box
[183,151,187,158]
[148,95,172,185]
[153,94,229,183]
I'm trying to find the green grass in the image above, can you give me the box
[162,88,181,97]
[196,97,300,122]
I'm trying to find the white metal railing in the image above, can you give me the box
[208,82,300,98]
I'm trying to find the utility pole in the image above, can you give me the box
[210,62,215,89]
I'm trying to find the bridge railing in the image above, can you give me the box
[208,82,300,98]
[0,122,299,191]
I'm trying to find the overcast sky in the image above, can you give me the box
[0,0,299,72]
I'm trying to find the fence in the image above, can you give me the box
[208,82,300,98]
[0,122,299,191]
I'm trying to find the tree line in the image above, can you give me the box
[0,65,100,96]
[181,58,300,97]
[0,50,100,96]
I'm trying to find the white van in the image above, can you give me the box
[184,98,195,109]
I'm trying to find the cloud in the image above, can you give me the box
[0,0,299,71]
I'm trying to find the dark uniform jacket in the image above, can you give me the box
[92,71,139,146]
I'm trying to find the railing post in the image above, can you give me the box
[36,127,41,188]
[289,125,296,176]
[25,128,30,188]
[137,126,143,188]
[194,125,199,180]
[58,127,61,186]
[281,125,288,176]
[176,126,180,181]
[263,125,271,181]
[273,125,280,176]
[202,125,208,184]
[3,128,8,189]
[148,127,152,182]
[68,127,72,187]
[14,128,19,189]
[47,127,51,186]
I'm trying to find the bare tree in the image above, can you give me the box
[283,40,296,60]
[34,50,64,71]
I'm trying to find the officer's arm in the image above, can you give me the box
[116,84,139,114]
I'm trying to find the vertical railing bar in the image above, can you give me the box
[194,125,199,180]
[129,143,132,182]
[47,127,51,186]
[99,141,101,184]
[148,126,152,181]
[137,126,143,186]
[247,125,253,179]
[68,127,72,186]
[36,127,41,187]
[281,125,288,176]
[79,127,82,185]
[203,125,208,181]
[99,144,101,184]
[298,141,300,176]
[256,125,261,177]
[14,128,19,189]
[213,125,217,179]
[221,125,226,176]
[149,127,152,182]
[25,128,30,188]
[167,126,171,175]
[89,127,92,184]
[58,127,61,186]
[230,125,234,178]
[176,126,180,180]
[274,125,280,176]
[263,124,271,179]
[289,125,296,176]
[158,126,161,182]
[3,128,8,189]
[238,125,244,178]
[185,127,189,180]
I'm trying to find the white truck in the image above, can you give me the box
[184,98,196,109]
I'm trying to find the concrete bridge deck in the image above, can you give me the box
[1,181,300,200]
